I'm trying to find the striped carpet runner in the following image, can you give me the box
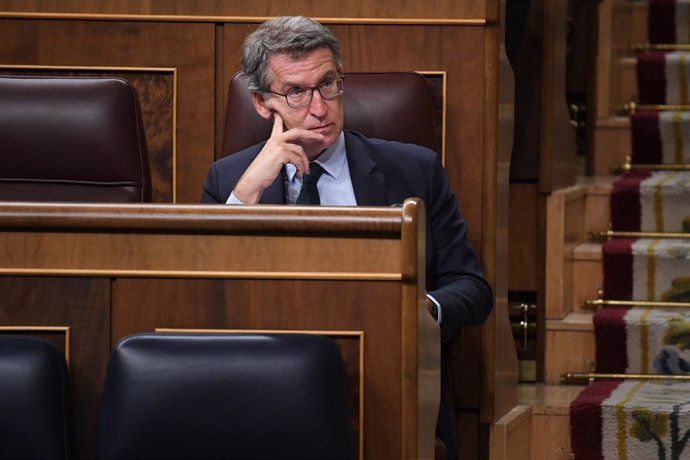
[631,112,690,164]
[638,51,690,105]
[602,238,690,301]
[648,0,690,44]
[610,171,690,232]
[571,380,690,460]
[570,1,690,458]
[593,306,690,374]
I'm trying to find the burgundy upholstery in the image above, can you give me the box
[0,76,151,202]
[221,71,440,157]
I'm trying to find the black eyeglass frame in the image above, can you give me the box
[264,76,345,109]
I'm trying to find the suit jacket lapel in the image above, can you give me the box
[345,131,388,206]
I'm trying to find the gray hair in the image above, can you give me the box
[241,16,342,92]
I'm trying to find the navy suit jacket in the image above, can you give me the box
[202,129,492,459]
[202,130,493,341]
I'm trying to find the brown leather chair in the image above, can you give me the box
[221,70,448,460]
[0,76,151,202]
[221,71,441,157]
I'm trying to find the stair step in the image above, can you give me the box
[567,0,690,458]
[518,383,585,416]
[594,306,690,375]
[571,242,602,261]
[492,384,584,460]
[596,115,630,129]
[637,51,690,105]
[617,56,638,108]
[515,383,585,460]
[567,242,603,314]
[630,112,690,166]
[648,0,690,44]
[547,311,595,331]
[603,238,690,301]
[546,179,614,320]
[576,175,614,233]
[545,312,595,384]
[611,171,690,232]
[592,116,631,175]
[630,0,649,45]
[571,379,690,460]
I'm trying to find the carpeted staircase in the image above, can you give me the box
[570,1,690,458]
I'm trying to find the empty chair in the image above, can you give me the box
[0,76,151,202]
[95,333,354,460]
[0,335,74,460]
[221,71,440,157]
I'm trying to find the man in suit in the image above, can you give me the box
[202,15,492,460]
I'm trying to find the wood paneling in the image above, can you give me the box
[536,0,577,192]
[510,0,576,191]
[488,405,531,460]
[509,183,538,291]
[544,316,595,384]
[1,67,175,201]
[0,19,215,203]
[0,276,110,458]
[112,278,398,458]
[0,201,439,459]
[0,1,489,20]
[488,10,520,424]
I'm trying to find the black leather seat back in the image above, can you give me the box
[0,335,74,459]
[96,333,354,460]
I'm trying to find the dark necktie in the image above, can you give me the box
[295,162,325,205]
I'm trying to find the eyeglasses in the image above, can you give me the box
[265,77,344,109]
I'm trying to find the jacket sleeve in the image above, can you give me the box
[201,163,225,204]
[424,153,493,343]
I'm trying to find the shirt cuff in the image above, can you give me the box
[426,293,442,325]
[226,191,244,205]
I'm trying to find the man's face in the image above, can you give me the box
[252,47,344,158]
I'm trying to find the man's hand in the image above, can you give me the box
[233,113,325,204]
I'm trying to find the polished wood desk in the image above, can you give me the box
[0,199,439,459]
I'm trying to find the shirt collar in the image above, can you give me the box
[285,131,346,181]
